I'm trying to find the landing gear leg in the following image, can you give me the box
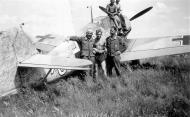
[43,68,52,83]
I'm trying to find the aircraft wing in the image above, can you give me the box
[35,35,68,52]
[18,54,92,70]
[121,35,190,62]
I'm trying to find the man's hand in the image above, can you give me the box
[93,48,97,54]
[104,48,107,52]
[108,12,114,18]
[115,51,121,55]
[93,50,96,54]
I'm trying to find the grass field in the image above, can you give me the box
[0,54,190,117]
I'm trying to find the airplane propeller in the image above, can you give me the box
[99,6,153,21]
[129,6,153,21]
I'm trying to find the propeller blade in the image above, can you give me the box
[130,6,153,21]
[99,6,108,14]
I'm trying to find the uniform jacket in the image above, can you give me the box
[106,36,126,56]
[70,36,95,57]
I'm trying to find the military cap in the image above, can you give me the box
[86,29,93,35]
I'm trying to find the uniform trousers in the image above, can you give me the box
[106,55,121,77]
[82,56,96,79]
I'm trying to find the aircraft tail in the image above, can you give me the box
[0,27,36,97]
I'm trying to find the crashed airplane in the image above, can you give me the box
[0,0,190,98]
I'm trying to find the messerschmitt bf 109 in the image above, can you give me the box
[35,5,190,84]
[0,2,190,98]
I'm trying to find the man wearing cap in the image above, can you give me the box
[69,29,96,79]
[93,29,107,77]
[105,26,124,77]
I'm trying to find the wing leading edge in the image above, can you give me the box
[18,54,92,70]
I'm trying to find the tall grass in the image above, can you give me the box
[0,54,190,117]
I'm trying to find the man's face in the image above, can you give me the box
[86,34,92,39]
[110,28,116,36]
[96,32,102,39]
[110,0,115,4]
[116,0,120,3]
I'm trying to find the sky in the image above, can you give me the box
[0,0,75,40]
[0,0,189,39]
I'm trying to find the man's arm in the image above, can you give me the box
[112,5,118,15]
[70,36,82,43]
[118,37,127,53]
[102,41,107,53]
[105,37,109,49]
[93,48,105,54]
[117,4,122,14]
[106,4,112,16]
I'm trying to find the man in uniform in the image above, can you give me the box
[69,29,96,79]
[106,0,121,29]
[105,26,125,77]
[93,29,107,77]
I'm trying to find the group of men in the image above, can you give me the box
[67,0,131,81]
[69,26,130,81]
